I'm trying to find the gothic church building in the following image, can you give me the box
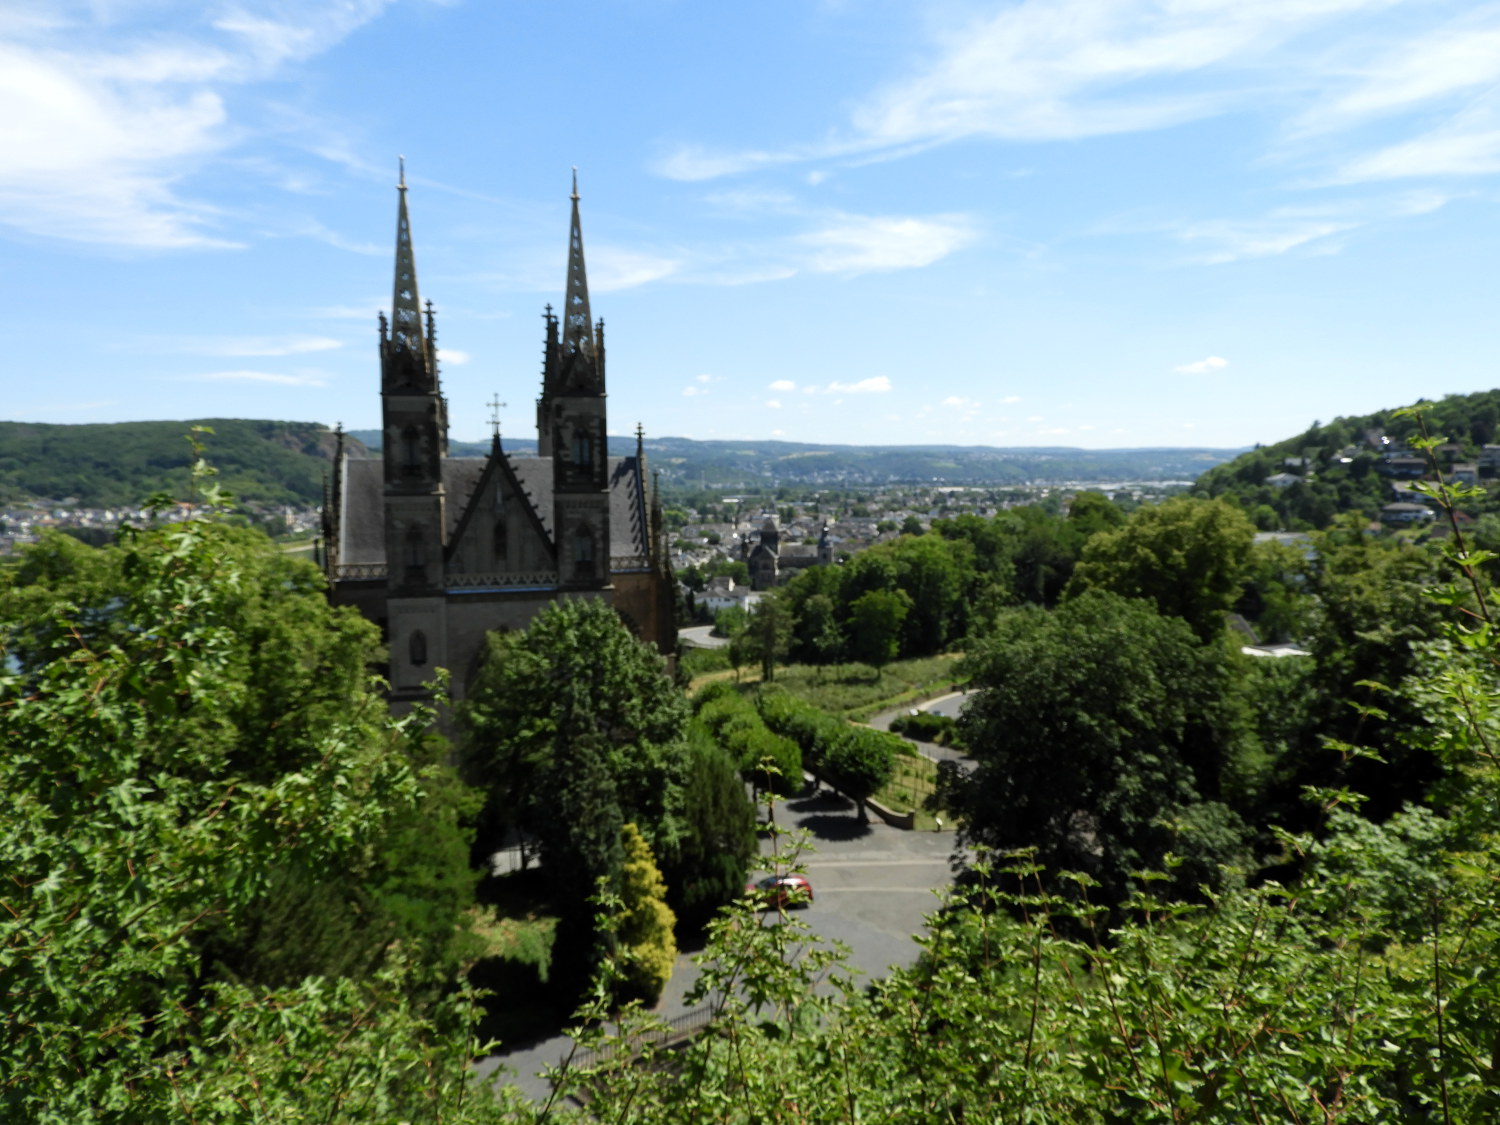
[322,170,675,703]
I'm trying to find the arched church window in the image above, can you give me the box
[573,525,594,574]
[405,525,425,575]
[401,427,422,476]
[409,630,428,667]
[571,429,591,469]
[492,519,508,563]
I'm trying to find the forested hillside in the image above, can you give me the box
[1192,388,1500,529]
[0,419,361,507]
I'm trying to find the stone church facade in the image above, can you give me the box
[322,169,675,704]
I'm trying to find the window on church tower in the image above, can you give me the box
[573,526,594,575]
[405,526,425,578]
[571,430,591,469]
[401,427,421,476]
[492,519,508,564]
[409,630,428,667]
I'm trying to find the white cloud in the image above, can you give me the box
[802,213,977,274]
[1173,193,1453,262]
[941,395,972,407]
[439,348,470,366]
[682,385,704,397]
[1334,112,1500,182]
[765,399,782,409]
[178,369,328,386]
[769,379,797,392]
[590,247,682,292]
[827,376,892,394]
[146,334,343,357]
[1175,355,1229,374]
[0,3,393,248]
[1002,395,1023,404]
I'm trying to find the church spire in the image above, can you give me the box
[562,167,595,358]
[385,156,432,388]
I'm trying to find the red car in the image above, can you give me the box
[746,873,814,909]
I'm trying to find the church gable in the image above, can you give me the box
[445,450,557,585]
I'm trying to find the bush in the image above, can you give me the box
[617,824,677,1005]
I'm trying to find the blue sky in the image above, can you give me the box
[5,0,1499,450]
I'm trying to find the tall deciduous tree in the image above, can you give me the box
[1,521,500,1121]
[1067,496,1256,641]
[946,591,1252,904]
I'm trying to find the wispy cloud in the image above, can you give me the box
[174,369,329,386]
[827,376,892,394]
[801,213,977,273]
[0,2,393,248]
[1170,192,1452,263]
[1175,355,1229,375]
[769,379,797,392]
[139,334,344,357]
[439,348,470,366]
[656,0,1500,199]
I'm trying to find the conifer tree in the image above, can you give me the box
[617,822,678,1004]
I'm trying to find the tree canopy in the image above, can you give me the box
[946,590,1254,903]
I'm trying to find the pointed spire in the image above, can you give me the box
[562,167,594,357]
[390,156,426,364]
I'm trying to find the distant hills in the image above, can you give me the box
[0,420,362,509]
[1,418,1242,509]
[350,430,1241,489]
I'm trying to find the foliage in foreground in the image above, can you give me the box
[1,519,504,1122]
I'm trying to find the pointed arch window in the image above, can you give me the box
[492,519,509,564]
[573,524,595,576]
[405,525,426,579]
[570,429,592,470]
[401,427,422,477]
[409,630,428,667]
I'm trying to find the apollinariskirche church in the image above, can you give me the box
[321,167,676,704]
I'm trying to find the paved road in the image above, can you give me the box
[478,789,958,1102]
[478,688,979,1101]
[678,624,727,649]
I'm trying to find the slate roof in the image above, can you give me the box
[337,452,650,566]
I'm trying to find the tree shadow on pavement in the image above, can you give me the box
[794,814,875,842]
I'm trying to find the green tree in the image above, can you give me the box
[823,726,899,824]
[1068,495,1256,641]
[743,593,793,681]
[1,520,505,1122]
[670,729,758,930]
[846,587,912,668]
[946,591,1252,904]
[617,823,678,1004]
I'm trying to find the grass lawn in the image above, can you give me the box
[768,655,964,718]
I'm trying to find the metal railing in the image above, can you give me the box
[567,1005,716,1072]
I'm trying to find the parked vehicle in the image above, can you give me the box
[746,873,814,909]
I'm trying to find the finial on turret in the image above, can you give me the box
[571,166,579,201]
[398,155,406,190]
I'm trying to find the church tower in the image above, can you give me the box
[379,161,448,698]
[538,171,610,589]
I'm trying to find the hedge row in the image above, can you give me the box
[755,687,899,808]
[692,684,802,795]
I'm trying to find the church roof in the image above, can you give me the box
[335,450,651,568]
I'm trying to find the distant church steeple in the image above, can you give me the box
[382,157,437,393]
[562,168,595,361]
[379,159,448,613]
